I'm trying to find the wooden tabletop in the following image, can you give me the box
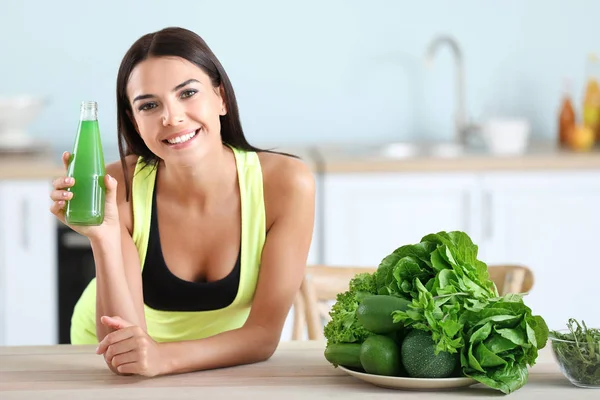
[0,341,595,399]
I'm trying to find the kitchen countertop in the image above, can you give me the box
[1,140,599,180]
[312,140,600,173]
[0,341,593,399]
[0,153,65,180]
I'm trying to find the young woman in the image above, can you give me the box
[49,27,315,377]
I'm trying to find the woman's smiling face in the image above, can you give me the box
[126,56,227,163]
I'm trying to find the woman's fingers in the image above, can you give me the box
[62,151,71,170]
[49,151,74,226]
[49,189,72,202]
[110,350,137,370]
[52,176,74,190]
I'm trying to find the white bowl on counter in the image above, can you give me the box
[0,96,47,149]
[482,118,531,155]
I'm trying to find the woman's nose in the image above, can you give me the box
[161,103,185,126]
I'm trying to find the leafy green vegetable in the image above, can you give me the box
[390,232,499,355]
[373,241,436,298]
[550,318,600,387]
[386,231,548,394]
[323,273,378,345]
[459,294,549,394]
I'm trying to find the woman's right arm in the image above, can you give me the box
[50,153,147,342]
[91,158,147,341]
[91,221,147,341]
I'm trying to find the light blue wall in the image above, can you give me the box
[1,0,598,152]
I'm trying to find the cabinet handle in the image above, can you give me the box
[21,198,29,251]
[483,191,493,240]
[463,192,471,233]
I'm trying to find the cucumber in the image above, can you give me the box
[356,295,411,334]
[324,343,362,368]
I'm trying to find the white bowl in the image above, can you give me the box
[0,96,47,139]
[482,118,531,155]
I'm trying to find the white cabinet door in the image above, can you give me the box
[482,170,600,330]
[0,180,57,346]
[322,172,481,267]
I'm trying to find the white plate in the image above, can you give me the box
[338,366,478,390]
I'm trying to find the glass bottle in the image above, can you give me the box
[558,79,576,148]
[583,53,600,143]
[65,101,106,226]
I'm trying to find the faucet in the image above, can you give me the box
[424,35,474,145]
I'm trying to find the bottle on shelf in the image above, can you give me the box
[558,78,576,148]
[582,53,600,144]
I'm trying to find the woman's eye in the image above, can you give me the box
[138,102,157,112]
[181,89,197,99]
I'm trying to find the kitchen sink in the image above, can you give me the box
[380,141,467,158]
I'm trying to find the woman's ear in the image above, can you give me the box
[218,85,227,116]
[126,110,141,134]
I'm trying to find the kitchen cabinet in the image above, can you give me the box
[0,180,57,346]
[480,170,600,330]
[319,169,600,330]
[322,172,482,266]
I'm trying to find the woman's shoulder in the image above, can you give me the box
[257,151,314,191]
[257,151,315,226]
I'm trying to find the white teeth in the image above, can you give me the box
[167,130,198,144]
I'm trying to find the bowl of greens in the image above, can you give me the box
[549,318,600,388]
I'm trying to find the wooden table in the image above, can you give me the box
[0,341,595,399]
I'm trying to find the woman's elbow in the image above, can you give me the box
[259,339,279,362]
[253,331,280,362]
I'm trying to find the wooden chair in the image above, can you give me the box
[292,265,376,341]
[487,264,534,296]
[292,264,534,340]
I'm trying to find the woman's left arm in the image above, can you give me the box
[96,159,316,376]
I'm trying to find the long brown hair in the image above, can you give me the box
[115,27,288,199]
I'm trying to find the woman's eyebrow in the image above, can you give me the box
[133,79,201,103]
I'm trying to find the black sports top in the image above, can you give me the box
[141,183,241,312]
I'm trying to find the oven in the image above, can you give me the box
[57,224,95,344]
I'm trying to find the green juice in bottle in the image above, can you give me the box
[65,101,106,226]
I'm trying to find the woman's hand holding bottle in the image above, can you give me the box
[50,151,120,241]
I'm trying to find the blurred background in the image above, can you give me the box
[0,0,599,346]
